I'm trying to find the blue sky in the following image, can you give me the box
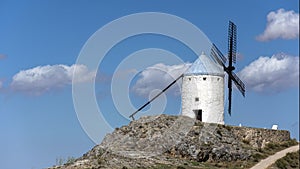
[0,1,299,169]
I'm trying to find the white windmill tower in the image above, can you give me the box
[181,52,225,124]
[129,21,245,123]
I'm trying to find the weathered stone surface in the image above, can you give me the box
[231,126,290,148]
[49,114,291,169]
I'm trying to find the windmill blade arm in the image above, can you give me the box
[129,74,183,120]
[211,50,225,68]
[228,21,237,64]
[211,44,227,64]
[228,80,232,116]
[229,71,245,97]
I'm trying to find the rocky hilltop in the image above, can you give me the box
[51,114,292,169]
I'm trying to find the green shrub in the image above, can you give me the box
[275,151,299,169]
[65,157,75,165]
[177,166,186,169]
[281,139,298,148]
[251,153,264,162]
[265,142,278,150]
[98,148,104,157]
[275,158,289,169]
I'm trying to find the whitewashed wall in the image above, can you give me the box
[181,74,225,124]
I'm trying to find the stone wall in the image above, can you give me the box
[230,125,290,148]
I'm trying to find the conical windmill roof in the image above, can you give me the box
[185,52,224,76]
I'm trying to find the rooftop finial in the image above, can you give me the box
[201,51,205,55]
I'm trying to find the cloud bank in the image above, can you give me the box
[132,63,190,97]
[238,53,299,93]
[257,9,299,41]
[11,64,96,95]
[133,53,298,96]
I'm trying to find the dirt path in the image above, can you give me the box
[250,145,299,169]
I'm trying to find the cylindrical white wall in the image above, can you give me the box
[181,74,224,124]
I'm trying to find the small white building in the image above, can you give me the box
[272,124,278,130]
[181,52,225,124]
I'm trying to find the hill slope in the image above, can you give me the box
[267,150,299,169]
[49,114,296,169]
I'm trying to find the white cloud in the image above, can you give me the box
[132,63,190,97]
[257,9,299,41]
[238,53,299,93]
[132,54,299,96]
[11,64,96,95]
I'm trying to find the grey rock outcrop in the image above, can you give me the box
[52,114,291,169]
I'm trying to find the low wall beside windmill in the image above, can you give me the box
[230,125,290,148]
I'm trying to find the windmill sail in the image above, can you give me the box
[210,21,245,116]
[230,71,245,96]
[129,74,184,120]
[228,21,237,64]
[212,44,227,65]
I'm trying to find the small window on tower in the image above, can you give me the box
[203,77,207,80]
[195,97,199,102]
[189,78,191,81]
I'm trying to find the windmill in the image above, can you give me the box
[129,21,245,121]
[210,21,245,116]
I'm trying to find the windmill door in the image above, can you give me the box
[193,109,202,121]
